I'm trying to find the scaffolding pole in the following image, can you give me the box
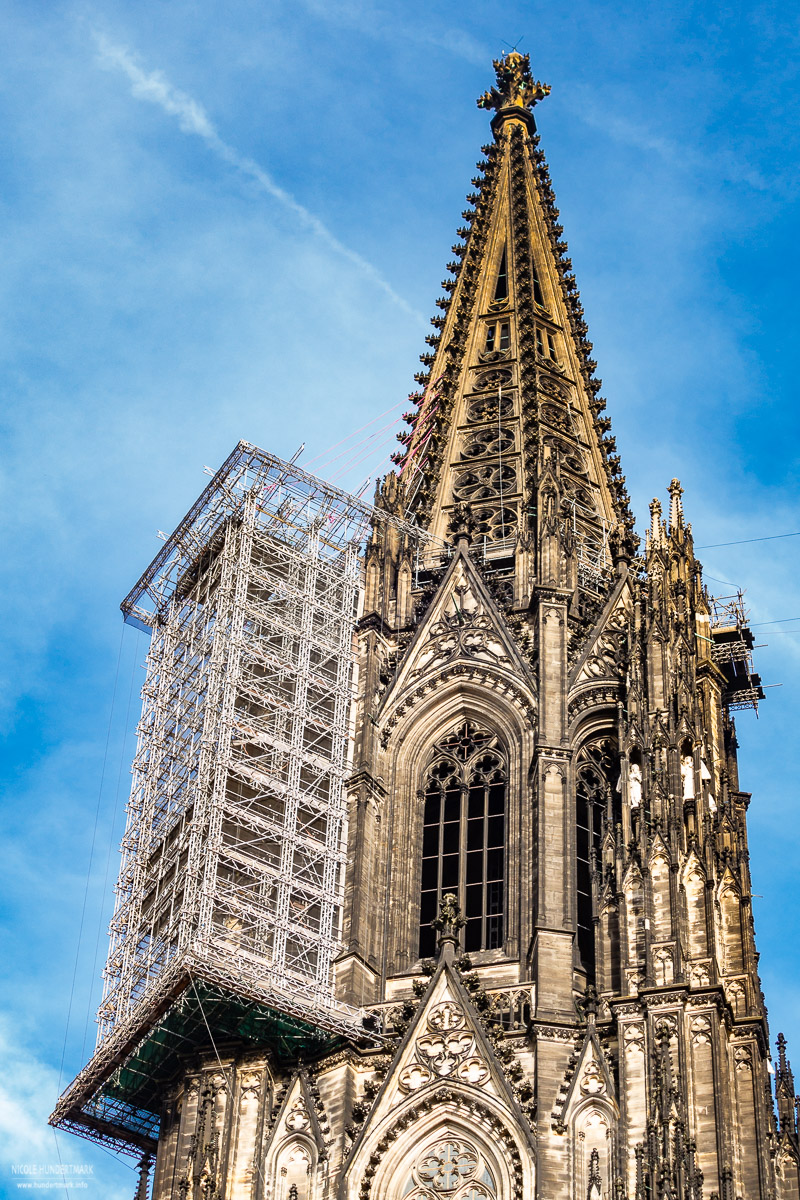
[52,442,444,1154]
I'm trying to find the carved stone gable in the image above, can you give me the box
[262,1069,329,1163]
[345,959,534,1177]
[378,548,536,719]
[551,1023,618,1134]
[570,576,633,686]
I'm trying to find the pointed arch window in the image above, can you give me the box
[493,248,509,302]
[419,722,506,958]
[532,256,545,307]
[575,738,620,981]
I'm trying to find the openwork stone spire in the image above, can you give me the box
[398,51,633,615]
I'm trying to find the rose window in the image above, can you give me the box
[402,1137,497,1199]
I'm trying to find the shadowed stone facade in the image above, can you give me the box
[145,53,800,1200]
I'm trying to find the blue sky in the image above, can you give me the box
[1,1,799,1194]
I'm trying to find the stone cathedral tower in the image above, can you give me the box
[53,53,800,1200]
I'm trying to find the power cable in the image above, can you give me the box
[696,531,800,550]
[58,625,125,1094]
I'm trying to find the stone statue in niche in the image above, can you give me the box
[629,762,642,809]
[681,755,695,800]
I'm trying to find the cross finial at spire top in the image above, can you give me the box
[477,51,550,114]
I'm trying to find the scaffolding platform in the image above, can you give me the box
[709,591,765,713]
[51,442,442,1156]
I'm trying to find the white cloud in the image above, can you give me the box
[91,31,423,323]
[0,1019,133,1197]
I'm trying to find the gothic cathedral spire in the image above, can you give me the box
[396,51,634,615]
[52,52,795,1200]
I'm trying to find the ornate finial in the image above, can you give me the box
[648,497,664,547]
[477,52,550,113]
[448,501,476,546]
[609,522,638,569]
[668,478,684,531]
[587,1148,603,1200]
[777,1032,789,1071]
[135,1154,153,1200]
[433,892,465,958]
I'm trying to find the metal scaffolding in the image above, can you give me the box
[709,591,765,713]
[52,441,442,1154]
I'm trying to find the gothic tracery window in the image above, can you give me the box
[470,504,518,543]
[419,722,506,958]
[575,738,620,981]
[484,321,510,352]
[453,463,516,503]
[461,427,515,461]
[532,255,545,308]
[465,391,515,424]
[401,1136,497,1199]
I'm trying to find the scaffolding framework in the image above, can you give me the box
[52,442,441,1154]
[709,591,765,713]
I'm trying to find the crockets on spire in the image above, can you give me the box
[396,52,633,606]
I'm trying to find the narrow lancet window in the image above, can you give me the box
[484,321,510,352]
[575,739,619,981]
[493,248,509,301]
[419,722,507,958]
[532,257,544,306]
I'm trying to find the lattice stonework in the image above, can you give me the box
[98,443,437,1045]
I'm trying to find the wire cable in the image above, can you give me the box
[327,426,404,484]
[323,415,405,477]
[696,530,800,549]
[303,400,406,469]
[58,625,125,1094]
[189,976,269,1192]
[81,625,142,1063]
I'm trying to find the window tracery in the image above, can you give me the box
[575,738,619,980]
[419,722,506,958]
[470,505,518,542]
[461,428,515,461]
[465,390,515,424]
[493,248,509,301]
[401,1137,497,1199]
[453,463,517,503]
